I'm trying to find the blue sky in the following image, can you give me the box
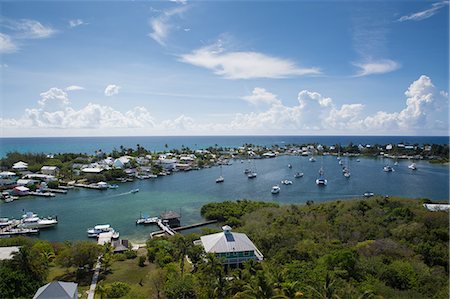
[0,0,448,137]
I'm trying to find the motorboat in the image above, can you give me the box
[130,188,139,193]
[281,180,293,185]
[338,160,343,166]
[316,168,327,186]
[383,165,394,172]
[244,168,251,174]
[271,185,280,194]
[394,161,399,166]
[216,176,225,183]
[408,163,417,170]
[309,157,316,162]
[136,216,159,225]
[363,191,374,198]
[87,224,114,238]
[294,172,304,178]
[287,164,292,168]
[356,159,360,162]
[247,172,257,179]
[108,184,119,189]
[112,231,120,239]
[19,212,58,229]
[0,218,13,227]
[343,171,351,178]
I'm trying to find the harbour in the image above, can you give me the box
[0,154,448,243]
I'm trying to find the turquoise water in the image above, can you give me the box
[0,136,448,158]
[0,155,448,243]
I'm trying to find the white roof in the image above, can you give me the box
[94,224,111,230]
[12,161,28,169]
[0,171,16,176]
[0,246,20,260]
[14,186,30,192]
[16,179,36,185]
[423,204,450,212]
[41,166,58,170]
[81,167,104,173]
[200,229,262,255]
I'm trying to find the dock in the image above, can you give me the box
[150,220,218,238]
[45,188,68,194]
[0,220,40,237]
[29,191,56,197]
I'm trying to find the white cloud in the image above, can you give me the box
[2,19,56,39]
[0,33,17,53]
[353,59,400,76]
[179,41,320,79]
[148,6,187,46]
[66,85,85,91]
[169,0,187,4]
[398,1,449,22]
[241,88,281,105]
[69,19,87,28]
[38,88,70,111]
[104,84,120,96]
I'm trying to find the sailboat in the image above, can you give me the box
[342,157,350,178]
[294,156,304,178]
[408,162,417,170]
[247,160,257,179]
[316,167,327,186]
[216,165,224,183]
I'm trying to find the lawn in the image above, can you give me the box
[95,249,158,299]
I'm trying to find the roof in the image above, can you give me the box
[81,167,104,173]
[12,161,28,169]
[14,186,30,192]
[41,166,58,171]
[0,171,16,176]
[200,227,263,257]
[423,204,450,212]
[33,281,77,299]
[160,211,180,219]
[0,246,20,260]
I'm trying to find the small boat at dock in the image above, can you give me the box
[18,212,58,229]
[87,224,114,238]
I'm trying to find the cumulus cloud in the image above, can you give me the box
[179,40,320,79]
[241,88,281,105]
[398,1,449,22]
[104,84,120,96]
[66,85,85,91]
[0,33,17,53]
[353,59,400,76]
[148,6,187,46]
[2,19,56,39]
[69,19,87,28]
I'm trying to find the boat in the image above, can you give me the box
[19,212,58,229]
[0,218,13,227]
[294,172,304,178]
[271,185,280,194]
[136,214,159,225]
[108,184,119,189]
[383,165,394,172]
[216,165,224,183]
[112,231,120,239]
[244,168,251,174]
[287,164,292,169]
[408,163,417,170]
[394,161,399,166]
[316,168,327,186]
[87,224,114,238]
[130,188,139,193]
[309,156,316,162]
[356,159,360,162]
[363,191,374,197]
[281,180,293,185]
[247,172,257,179]
[343,170,351,178]
[338,160,343,166]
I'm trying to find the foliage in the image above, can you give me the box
[138,255,146,267]
[124,249,137,259]
[105,281,131,298]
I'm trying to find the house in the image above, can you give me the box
[13,186,30,196]
[112,239,130,253]
[160,211,181,227]
[33,281,78,299]
[195,226,263,267]
[81,167,104,174]
[0,171,17,178]
[16,179,39,186]
[41,166,59,176]
[23,174,57,182]
[12,161,28,171]
[113,156,131,169]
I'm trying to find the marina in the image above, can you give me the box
[0,153,448,243]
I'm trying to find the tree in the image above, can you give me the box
[149,268,167,299]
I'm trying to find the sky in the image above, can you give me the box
[0,0,449,137]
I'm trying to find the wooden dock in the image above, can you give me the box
[150,220,218,238]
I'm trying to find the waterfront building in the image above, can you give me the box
[195,225,264,267]
[41,166,59,176]
[33,282,78,299]
[160,211,181,227]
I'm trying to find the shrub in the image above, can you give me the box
[124,250,137,259]
[106,282,131,298]
[113,253,126,261]
[138,255,146,267]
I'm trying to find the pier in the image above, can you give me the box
[150,220,218,238]
[29,191,56,197]
[0,220,40,237]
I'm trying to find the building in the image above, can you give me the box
[0,246,20,260]
[112,239,130,253]
[13,186,30,196]
[41,166,59,176]
[160,211,181,227]
[33,281,78,299]
[12,161,28,171]
[195,226,263,267]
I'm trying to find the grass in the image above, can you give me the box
[95,249,158,299]
[47,265,92,299]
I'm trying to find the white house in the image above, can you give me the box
[195,226,263,267]
[12,161,28,171]
[113,156,131,169]
[41,166,59,176]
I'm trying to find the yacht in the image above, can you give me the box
[136,216,159,225]
[408,163,417,170]
[383,165,394,172]
[316,168,327,186]
[244,168,251,174]
[343,170,351,178]
[0,218,13,227]
[294,172,304,178]
[216,165,224,183]
[309,156,316,162]
[363,191,374,198]
[271,185,280,194]
[281,180,293,185]
[247,172,257,179]
[87,224,114,238]
[19,212,58,229]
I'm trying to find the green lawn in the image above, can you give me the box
[95,249,158,299]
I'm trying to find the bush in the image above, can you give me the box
[47,181,59,189]
[113,253,126,261]
[124,250,137,259]
[138,255,146,267]
[106,282,131,298]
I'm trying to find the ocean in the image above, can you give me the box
[0,136,448,243]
